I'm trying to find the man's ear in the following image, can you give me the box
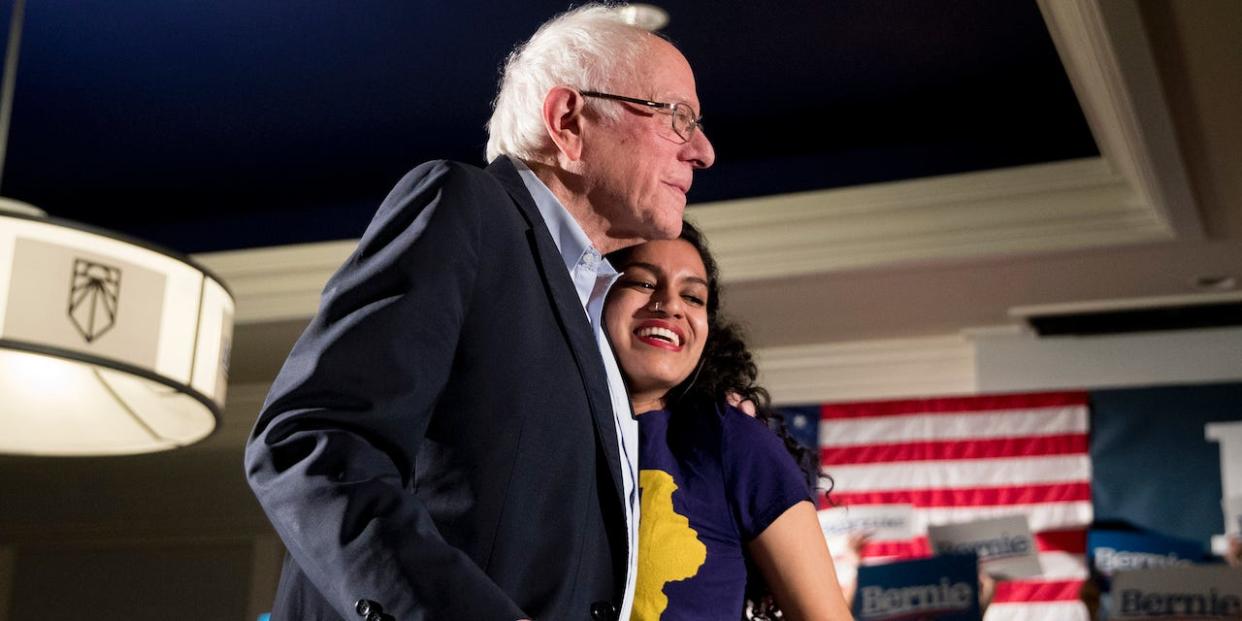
[543,86,586,162]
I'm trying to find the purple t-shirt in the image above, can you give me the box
[631,402,812,621]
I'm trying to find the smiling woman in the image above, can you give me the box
[604,235,710,414]
[604,222,853,621]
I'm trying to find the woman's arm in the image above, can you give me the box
[748,501,855,621]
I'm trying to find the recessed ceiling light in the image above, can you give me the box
[616,3,669,31]
[1192,275,1237,292]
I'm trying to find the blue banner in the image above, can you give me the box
[1091,382,1242,548]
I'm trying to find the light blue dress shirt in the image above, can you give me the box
[514,159,639,621]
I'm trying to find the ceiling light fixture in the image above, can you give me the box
[0,0,233,455]
[1192,275,1237,292]
[615,3,670,31]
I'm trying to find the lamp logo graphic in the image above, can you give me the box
[69,258,122,343]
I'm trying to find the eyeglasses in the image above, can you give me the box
[579,90,703,144]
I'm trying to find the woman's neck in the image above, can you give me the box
[630,394,667,415]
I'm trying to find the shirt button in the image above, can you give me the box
[582,250,600,269]
[355,599,380,616]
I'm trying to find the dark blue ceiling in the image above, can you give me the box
[0,0,1096,253]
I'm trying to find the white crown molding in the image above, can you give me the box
[1037,0,1201,238]
[755,335,977,405]
[1010,290,1242,318]
[692,157,1171,282]
[973,325,1242,394]
[756,322,1242,407]
[197,240,354,324]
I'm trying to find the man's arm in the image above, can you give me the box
[245,161,527,620]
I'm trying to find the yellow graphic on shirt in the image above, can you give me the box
[631,469,707,621]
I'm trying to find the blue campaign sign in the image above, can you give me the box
[853,554,981,621]
[1087,529,1205,587]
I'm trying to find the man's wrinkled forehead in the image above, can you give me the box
[626,38,700,108]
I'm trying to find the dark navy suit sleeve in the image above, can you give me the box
[244,161,527,620]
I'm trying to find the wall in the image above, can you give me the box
[0,448,280,621]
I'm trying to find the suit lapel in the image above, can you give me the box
[485,156,627,514]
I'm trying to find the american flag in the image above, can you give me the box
[819,391,1092,620]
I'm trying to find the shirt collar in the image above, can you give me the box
[513,158,604,276]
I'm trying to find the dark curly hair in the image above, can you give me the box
[608,220,831,620]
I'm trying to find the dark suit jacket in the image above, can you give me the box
[245,156,628,621]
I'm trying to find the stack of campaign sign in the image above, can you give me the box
[819,509,1045,579]
[1110,565,1241,620]
[1087,529,1203,590]
[840,514,1047,620]
[1085,529,1242,620]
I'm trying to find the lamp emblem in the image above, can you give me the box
[69,258,122,343]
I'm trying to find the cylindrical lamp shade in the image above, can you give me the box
[0,200,234,455]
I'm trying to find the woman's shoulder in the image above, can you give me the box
[715,402,815,539]
[718,402,780,441]
[712,402,801,469]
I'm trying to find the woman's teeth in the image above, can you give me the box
[637,326,680,346]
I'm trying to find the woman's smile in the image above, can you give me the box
[635,319,685,350]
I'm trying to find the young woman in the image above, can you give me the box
[605,222,853,621]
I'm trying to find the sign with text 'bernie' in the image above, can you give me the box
[1111,565,1242,619]
[819,504,917,541]
[854,554,981,621]
[928,515,1042,580]
[1087,529,1203,589]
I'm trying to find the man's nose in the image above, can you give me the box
[685,129,715,169]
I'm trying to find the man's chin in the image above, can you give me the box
[653,217,684,240]
[648,208,685,240]
[609,209,684,246]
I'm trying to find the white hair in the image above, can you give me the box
[485,4,655,163]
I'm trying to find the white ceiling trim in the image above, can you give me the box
[755,335,977,406]
[200,240,354,323]
[1038,0,1201,239]
[756,323,1242,407]
[974,325,1242,394]
[691,157,1170,281]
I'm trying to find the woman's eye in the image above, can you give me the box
[683,294,706,306]
[621,279,656,290]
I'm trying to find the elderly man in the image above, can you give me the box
[245,4,714,621]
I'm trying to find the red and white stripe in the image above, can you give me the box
[820,392,1092,620]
